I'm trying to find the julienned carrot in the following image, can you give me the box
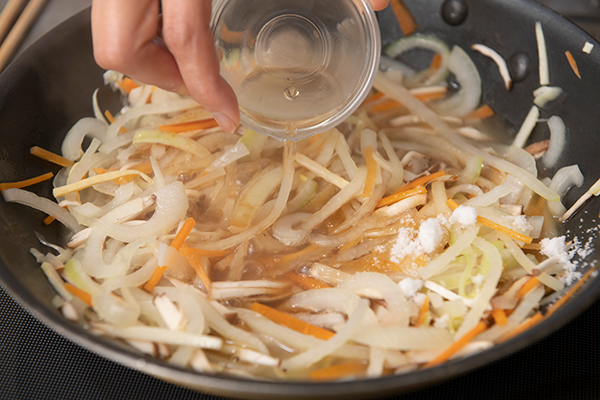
[309,133,322,146]
[170,217,196,250]
[362,92,385,105]
[371,100,401,113]
[417,295,429,327]
[271,243,321,265]
[498,312,543,343]
[159,118,220,133]
[468,104,495,119]
[413,91,447,102]
[251,302,335,340]
[104,110,129,133]
[43,205,67,225]
[546,267,596,316]
[309,362,367,381]
[491,308,508,326]
[394,170,446,195]
[371,92,443,113]
[477,216,533,244]
[362,145,377,198]
[104,109,116,123]
[0,172,54,191]
[516,277,541,299]
[117,77,139,94]
[64,282,92,307]
[446,199,534,244]
[179,246,230,258]
[285,272,331,290]
[144,265,168,292]
[378,186,427,208]
[185,254,212,291]
[429,53,443,71]
[30,146,74,167]
[425,321,488,368]
[390,0,419,36]
[565,50,581,79]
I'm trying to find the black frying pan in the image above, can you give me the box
[0,1,599,398]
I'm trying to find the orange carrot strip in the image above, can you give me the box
[546,267,596,316]
[273,243,321,265]
[285,272,332,290]
[491,308,508,326]
[30,146,74,167]
[425,321,488,368]
[477,216,533,244]
[362,92,385,105]
[371,100,401,113]
[498,312,543,343]
[393,170,446,195]
[117,77,139,94]
[184,254,212,291]
[390,0,419,36]
[251,302,335,340]
[159,118,220,133]
[43,215,56,225]
[446,199,533,244]
[378,186,427,208]
[104,110,116,123]
[179,246,230,258]
[309,133,322,146]
[429,53,443,71]
[468,104,495,120]
[309,362,367,381]
[362,145,377,198]
[414,91,447,102]
[0,172,54,191]
[565,50,581,79]
[170,217,196,250]
[144,265,168,292]
[517,277,541,299]
[417,295,429,326]
[64,282,92,307]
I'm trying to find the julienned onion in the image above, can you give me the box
[18,27,590,382]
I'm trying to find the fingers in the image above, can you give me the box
[369,0,390,11]
[91,0,186,94]
[161,0,240,133]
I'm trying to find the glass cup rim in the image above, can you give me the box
[211,0,381,142]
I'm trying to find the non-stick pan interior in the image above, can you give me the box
[0,1,599,399]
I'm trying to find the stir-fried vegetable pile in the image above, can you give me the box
[3,25,597,381]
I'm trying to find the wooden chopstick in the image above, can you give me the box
[0,0,29,45]
[0,0,48,73]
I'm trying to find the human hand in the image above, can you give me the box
[91,0,390,133]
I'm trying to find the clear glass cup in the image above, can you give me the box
[211,0,381,141]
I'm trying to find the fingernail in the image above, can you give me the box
[213,112,237,134]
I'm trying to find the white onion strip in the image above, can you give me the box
[99,325,222,349]
[542,115,566,168]
[471,44,512,90]
[512,105,540,148]
[2,188,82,232]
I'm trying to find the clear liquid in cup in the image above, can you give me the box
[212,0,380,140]
[237,68,345,136]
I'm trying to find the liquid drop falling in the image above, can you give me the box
[284,86,300,100]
